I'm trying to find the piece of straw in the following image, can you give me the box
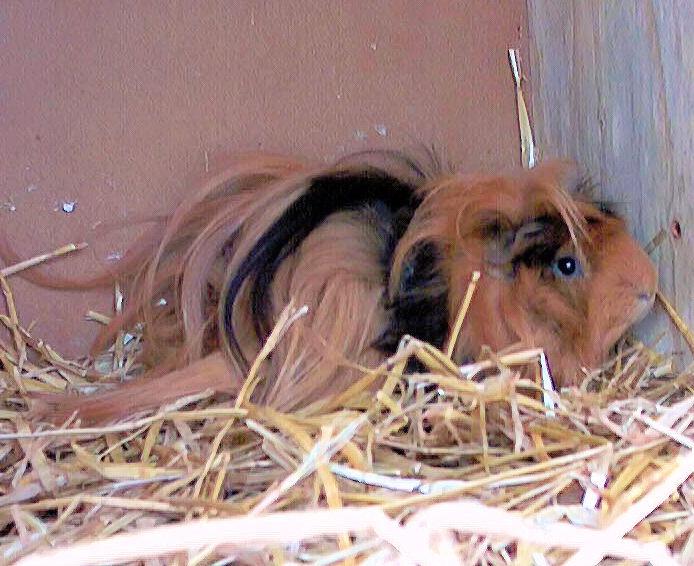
[563,450,694,566]
[445,270,480,358]
[657,291,694,356]
[14,500,678,566]
[508,48,536,169]
[0,243,88,277]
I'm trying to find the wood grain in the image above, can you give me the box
[527,0,693,365]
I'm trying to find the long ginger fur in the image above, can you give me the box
[20,150,658,424]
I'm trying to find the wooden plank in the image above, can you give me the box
[527,0,693,364]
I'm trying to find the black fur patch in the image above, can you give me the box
[511,216,570,272]
[374,242,449,352]
[222,163,430,368]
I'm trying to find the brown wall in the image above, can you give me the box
[0,1,529,357]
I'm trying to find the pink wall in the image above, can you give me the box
[0,1,529,356]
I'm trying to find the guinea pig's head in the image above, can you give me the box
[411,162,658,386]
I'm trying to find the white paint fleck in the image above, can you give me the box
[26,184,38,192]
[155,297,168,307]
[61,201,77,213]
[354,129,368,141]
[374,124,388,137]
[369,42,377,51]
[106,251,123,262]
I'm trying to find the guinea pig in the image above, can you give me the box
[27,150,658,424]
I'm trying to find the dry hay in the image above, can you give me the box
[0,247,691,566]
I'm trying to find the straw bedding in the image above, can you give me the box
[0,249,692,566]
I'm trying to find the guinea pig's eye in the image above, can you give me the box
[553,255,582,279]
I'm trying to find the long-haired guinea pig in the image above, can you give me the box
[25,150,657,424]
